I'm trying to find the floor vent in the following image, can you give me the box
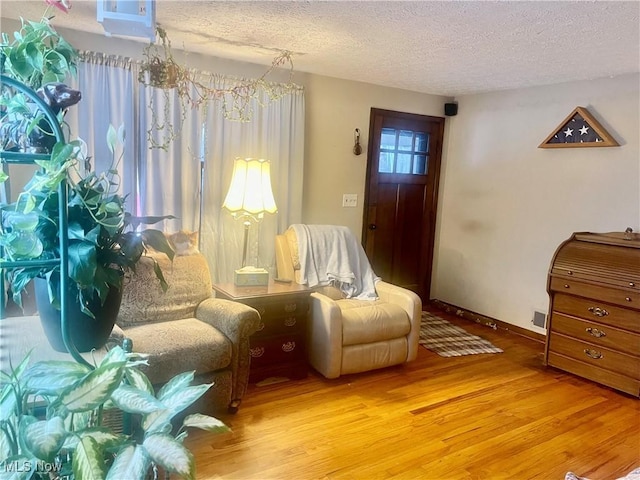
[533,310,547,328]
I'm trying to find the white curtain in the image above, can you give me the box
[66,53,305,283]
[66,52,138,199]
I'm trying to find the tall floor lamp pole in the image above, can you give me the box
[198,122,205,251]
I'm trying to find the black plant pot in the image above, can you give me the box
[34,278,123,353]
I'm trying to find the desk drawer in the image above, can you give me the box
[549,277,640,309]
[552,294,640,333]
[550,312,640,356]
[548,333,640,379]
[547,352,640,397]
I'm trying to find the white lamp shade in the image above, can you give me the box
[223,158,278,216]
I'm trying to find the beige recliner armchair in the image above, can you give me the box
[275,225,422,379]
[113,251,261,413]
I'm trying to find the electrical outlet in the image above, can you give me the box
[342,194,358,207]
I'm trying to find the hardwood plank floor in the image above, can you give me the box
[185,308,640,480]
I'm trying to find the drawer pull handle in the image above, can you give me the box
[284,303,298,313]
[250,347,265,358]
[564,284,570,289]
[587,307,609,317]
[282,341,296,352]
[585,327,606,338]
[630,282,636,287]
[583,349,603,360]
[284,317,297,327]
[567,270,573,275]
[625,297,632,302]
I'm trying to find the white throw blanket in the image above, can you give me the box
[291,224,380,300]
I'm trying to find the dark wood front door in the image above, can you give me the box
[362,108,445,303]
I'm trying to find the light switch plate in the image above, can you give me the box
[342,194,358,207]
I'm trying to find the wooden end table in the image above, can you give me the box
[212,281,311,383]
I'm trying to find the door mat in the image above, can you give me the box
[419,311,503,357]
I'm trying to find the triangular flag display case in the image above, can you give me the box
[539,106,619,148]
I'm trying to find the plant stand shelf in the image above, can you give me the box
[0,74,86,366]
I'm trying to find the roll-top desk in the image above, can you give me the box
[544,231,640,397]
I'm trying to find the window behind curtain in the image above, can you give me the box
[66,52,305,283]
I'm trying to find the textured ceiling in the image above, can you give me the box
[1,1,639,96]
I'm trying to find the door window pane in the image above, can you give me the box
[415,133,429,153]
[413,155,428,174]
[378,128,429,175]
[397,153,411,173]
[378,151,394,173]
[380,128,396,150]
[398,130,413,151]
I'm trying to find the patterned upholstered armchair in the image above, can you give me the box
[113,251,261,413]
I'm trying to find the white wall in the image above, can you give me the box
[433,73,640,334]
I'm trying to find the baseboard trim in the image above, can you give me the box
[428,299,546,344]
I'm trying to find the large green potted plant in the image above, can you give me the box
[1,123,175,352]
[1,2,175,352]
[0,346,229,479]
[0,1,78,152]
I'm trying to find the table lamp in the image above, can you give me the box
[222,157,277,286]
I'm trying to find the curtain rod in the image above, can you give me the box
[78,50,304,92]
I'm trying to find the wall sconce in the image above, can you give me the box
[353,128,363,155]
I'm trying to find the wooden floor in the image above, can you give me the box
[185,308,640,480]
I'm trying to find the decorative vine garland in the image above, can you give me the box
[138,27,298,150]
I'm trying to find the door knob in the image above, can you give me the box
[368,224,377,230]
